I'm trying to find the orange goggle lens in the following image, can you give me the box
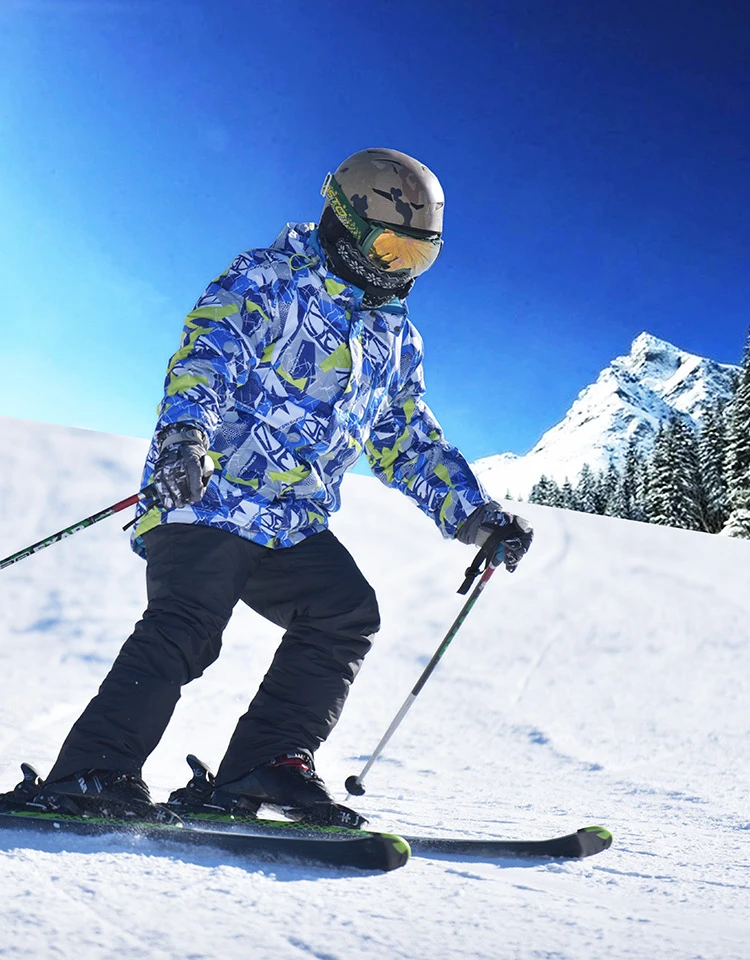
[363,228,442,276]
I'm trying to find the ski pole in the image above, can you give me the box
[344,538,506,797]
[0,485,159,571]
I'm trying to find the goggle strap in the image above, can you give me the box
[320,173,370,244]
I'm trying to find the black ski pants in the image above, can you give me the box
[47,523,380,786]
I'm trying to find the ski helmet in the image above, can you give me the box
[320,148,444,279]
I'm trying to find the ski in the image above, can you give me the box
[0,806,610,870]
[178,815,611,860]
[162,757,612,861]
[0,810,410,873]
[402,825,612,860]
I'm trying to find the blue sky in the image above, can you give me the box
[1,0,748,463]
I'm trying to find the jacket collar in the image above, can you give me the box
[272,222,408,317]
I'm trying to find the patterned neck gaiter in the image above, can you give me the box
[318,208,414,308]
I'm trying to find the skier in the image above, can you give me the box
[2,149,533,825]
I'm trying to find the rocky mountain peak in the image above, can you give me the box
[474,333,738,500]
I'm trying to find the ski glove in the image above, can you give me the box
[152,424,214,510]
[456,501,534,572]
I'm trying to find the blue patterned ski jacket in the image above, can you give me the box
[132,223,489,556]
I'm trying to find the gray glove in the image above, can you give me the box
[457,501,534,572]
[152,424,214,510]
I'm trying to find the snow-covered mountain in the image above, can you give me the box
[2,416,750,960]
[475,332,738,500]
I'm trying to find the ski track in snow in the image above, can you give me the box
[1,417,749,960]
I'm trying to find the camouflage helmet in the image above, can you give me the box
[323,148,444,235]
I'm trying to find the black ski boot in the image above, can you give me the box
[28,768,180,824]
[212,751,367,829]
[167,753,366,828]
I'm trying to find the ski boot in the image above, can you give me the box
[27,767,181,824]
[168,753,367,829]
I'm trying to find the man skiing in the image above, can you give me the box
[2,149,533,825]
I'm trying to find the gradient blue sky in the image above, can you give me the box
[1,0,748,463]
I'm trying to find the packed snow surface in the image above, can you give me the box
[475,332,738,498]
[1,416,748,960]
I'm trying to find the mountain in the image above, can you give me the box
[474,332,738,500]
[1,415,749,959]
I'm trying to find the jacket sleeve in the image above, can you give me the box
[154,257,279,441]
[365,325,490,538]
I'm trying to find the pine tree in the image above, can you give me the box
[635,444,650,522]
[575,464,599,514]
[528,475,546,505]
[560,478,578,510]
[647,417,703,530]
[608,470,630,518]
[529,475,555,506]
[590,470,606,514]
[620,439,647,521]
[698,400,729,534]
[647,424,674,526]
[723,329,750,538]
[601,462,622,516]
[547,479,565,508]
[670,417,704,530]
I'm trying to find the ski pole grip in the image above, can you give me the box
[457,535,507,594]
[138,483,161,503]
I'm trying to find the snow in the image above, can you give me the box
[474,332,738,498]
[1,415,749,960]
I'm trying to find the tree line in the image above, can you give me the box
[526,331,750,538]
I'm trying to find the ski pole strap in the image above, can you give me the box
[121,485,161,531]
[457,531,506,595]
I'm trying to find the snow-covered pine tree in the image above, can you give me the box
[601,462,622,517]
[548,480,565,508]
[723,329,750,538]
[698,400,729,534]
[529,475,547,505]
[529,475,558,506]
[646,423,673,526]
[590,470,607,515]
[636,445,651,522]
[561,478,578,510]
[669,417,704,530]
[575,464,599,514]
[648,416,704,530]
[620,439,647,521]
[608,469,630,518]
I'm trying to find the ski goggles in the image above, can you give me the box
[321,173,442,277]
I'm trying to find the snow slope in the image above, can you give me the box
[474,332,738,498]
[1,416,749,960]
